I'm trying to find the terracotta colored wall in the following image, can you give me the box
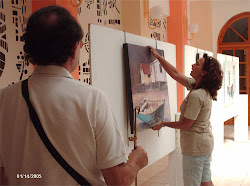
[56,0,77,18]
[167,0,187,112]
[190,0,213,52]
[32,0,79,80]
[32,0,56,12]
[121,0,141,35]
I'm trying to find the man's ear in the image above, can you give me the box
[72,42,78,59]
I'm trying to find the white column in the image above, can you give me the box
[234,95,248,142]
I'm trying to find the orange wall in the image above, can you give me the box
[32,0,56,12]
[56,0,77,18]
[190,0,213,51]
[32,0,79,80]
[167,0,187,112]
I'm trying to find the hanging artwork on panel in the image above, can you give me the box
[123,43,171,132]
[224,59,236,105]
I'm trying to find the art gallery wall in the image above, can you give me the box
[90,24,177,166]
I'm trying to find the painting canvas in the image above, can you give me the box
[123,43,171,133]
[224,59,236,105]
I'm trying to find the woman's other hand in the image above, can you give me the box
[152,122,163,130]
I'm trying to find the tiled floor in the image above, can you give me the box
[133,125,250,186]
[132,155,169,186]
[211,125,250,186]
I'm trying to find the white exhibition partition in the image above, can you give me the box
[216,54,240,121]
[184,45,196,81]
[217,54,248,143]
[184,45,213,97]
[211,53,226,162]
[90,24,177,167]
[89,24,128,147]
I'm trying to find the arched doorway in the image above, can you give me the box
[218,12,250,125]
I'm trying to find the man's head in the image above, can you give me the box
[24,6,83,67]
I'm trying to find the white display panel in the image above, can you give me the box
[184,45,214,97]
[90,24,127,144]
[184,45,197,97]
[90,24,177,166]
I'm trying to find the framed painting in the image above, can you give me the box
[224,59,236,105]
[123,43,171,133]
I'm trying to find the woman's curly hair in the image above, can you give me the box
[195,54,223,99]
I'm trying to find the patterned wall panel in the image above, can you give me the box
[148,0,169,42]
[0,0,33,88]
[76,0,122,84]
[149,17,167,41]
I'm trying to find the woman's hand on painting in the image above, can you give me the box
[152,122,163,130]
[147,46,160,59]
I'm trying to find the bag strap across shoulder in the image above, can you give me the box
[21,79,91,186]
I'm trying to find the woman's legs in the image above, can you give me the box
[200,154,213,186]
[182,154,213,186]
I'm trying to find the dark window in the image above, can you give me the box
[231,17,248,41]
[235,49,246,62]
[239,78,246,91]
[223,28,244,43]
[223,17,248,43]
[222,50,233,56]
[239,64,246,76]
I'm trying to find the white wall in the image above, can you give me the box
[213,0,250,55]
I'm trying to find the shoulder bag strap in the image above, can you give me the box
[21,79,91,186]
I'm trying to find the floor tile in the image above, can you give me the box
[242,176,250,186]
[139,180,166,186]
[145,169,169,184]
[138,163,167,181]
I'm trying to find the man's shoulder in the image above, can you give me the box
[0,81,22,95]
[67,79,108,102]
[69,79,104,95]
